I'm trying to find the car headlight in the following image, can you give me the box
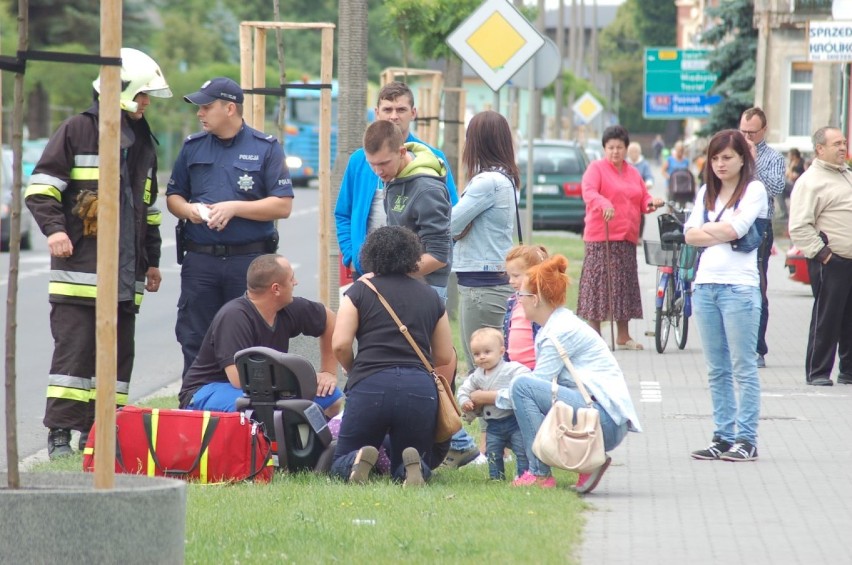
[286,156,303,169]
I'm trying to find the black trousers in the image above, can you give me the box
[44,302,136,431]
[805,255,852,382]
[756,229,773,356]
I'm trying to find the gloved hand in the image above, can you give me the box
[72,190,99,236]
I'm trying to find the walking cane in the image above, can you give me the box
[604,218,616,351]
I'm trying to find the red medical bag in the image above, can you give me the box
[83,406,273,483]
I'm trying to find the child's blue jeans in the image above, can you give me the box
[485,415,528,479]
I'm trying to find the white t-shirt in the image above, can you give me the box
[367,179,387,233]
[684,180,768,287]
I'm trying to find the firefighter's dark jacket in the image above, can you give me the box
[25,102,162,309]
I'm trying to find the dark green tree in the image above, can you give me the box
[634,0,676,47]
[699,0,756,134]
[598,0,674,133]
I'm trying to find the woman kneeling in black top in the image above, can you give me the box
[331,226,455,486]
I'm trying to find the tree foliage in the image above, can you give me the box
[699,0,756,135]
[598,0,673,133]
[382,0,484,62]
[634,0,676,47]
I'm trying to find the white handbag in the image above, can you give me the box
[532,339,607,474]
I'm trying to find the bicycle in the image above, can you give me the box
[642,203,698,353]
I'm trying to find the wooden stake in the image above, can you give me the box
[318,26,333,306]
[94,0,122,490]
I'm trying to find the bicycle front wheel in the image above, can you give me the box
[655,275,674,353]
[675,310,688,349]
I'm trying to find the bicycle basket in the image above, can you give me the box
[678,244,700,282]
[643,240,675,267]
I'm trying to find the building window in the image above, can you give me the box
[789,62,812,138]
[792,0,832,14]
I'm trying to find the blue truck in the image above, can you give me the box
[282,81,339,186]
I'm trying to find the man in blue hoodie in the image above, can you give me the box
[335,82,458,278]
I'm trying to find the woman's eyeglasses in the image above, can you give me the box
[516,291,536,298]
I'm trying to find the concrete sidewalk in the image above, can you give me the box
[579,239,852,563]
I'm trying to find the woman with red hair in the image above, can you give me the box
[493,255,642,493]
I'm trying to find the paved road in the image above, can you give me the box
[579,164,852,563]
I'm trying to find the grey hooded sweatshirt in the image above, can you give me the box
[384,142,453,288]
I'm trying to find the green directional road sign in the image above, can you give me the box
[644,48,720,119]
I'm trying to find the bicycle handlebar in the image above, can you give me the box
[661,231,685,244]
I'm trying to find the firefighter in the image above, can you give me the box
[25,48,171,459]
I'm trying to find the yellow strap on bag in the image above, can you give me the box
[147,409,159,477]
[200,411,211,483]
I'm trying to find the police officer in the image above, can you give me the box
[166,77,294,376]
[25,48,171,458]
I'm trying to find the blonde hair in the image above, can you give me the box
[505,245,549,268]
[470,327,503,348]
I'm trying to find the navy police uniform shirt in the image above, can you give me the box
[167,123,294,245]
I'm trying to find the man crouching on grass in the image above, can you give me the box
[178,254,344,417]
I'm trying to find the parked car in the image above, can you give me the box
[1,148,33,251]
[22,138,49,185]
[517,140,591,232]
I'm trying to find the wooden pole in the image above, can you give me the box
[4,0,29,489]
[318,26,334,306]
[94,0,122,490]
[253,28,267,130]
[239,23,253,127]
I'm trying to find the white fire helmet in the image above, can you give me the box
[92,48,172,113]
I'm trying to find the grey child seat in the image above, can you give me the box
[234,346,335,473]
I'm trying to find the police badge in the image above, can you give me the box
[238,173,254,191]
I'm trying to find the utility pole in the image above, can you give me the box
[555,0,565,139]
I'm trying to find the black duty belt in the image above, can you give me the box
[184,240,268,257]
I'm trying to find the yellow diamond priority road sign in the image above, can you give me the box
[573,92,603,124]
[447,0,544,92]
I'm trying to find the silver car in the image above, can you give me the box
[1,148,34,251]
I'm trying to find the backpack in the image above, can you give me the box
[669,168,696,196]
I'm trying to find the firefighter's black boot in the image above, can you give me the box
[47,428,73,460]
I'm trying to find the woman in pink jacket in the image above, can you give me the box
[578,125,664,349]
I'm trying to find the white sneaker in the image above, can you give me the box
[471,453,488,465]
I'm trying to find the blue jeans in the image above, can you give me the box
[484,415,528,479]
[693,284,761,444]
[330,367,436,482]
[510,375,628,477]
[188,381,343,412]
[429,284,448,304]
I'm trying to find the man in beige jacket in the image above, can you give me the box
[789,126,852,386]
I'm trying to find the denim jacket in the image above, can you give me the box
[496,307,642,432]
[450,170,516,273]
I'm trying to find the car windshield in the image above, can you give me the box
[518,146,584,175]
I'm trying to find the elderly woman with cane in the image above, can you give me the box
[578,125,664,349]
